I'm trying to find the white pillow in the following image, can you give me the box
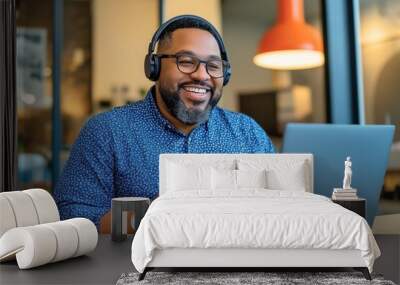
[166,159,236,192]
[211,168,236,190]
[211,169,268,190]
[237,169,267,189]
[167,162,211,191]
[266,167,306,191]
[237,159,307,191]
[166,158,236,170]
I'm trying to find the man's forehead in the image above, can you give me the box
[163,28,221,57]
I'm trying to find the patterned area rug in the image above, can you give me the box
[116,271,396,285]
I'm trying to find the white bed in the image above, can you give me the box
[131,154,380,280]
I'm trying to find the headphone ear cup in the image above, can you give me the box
[152,55,161,81]
[144,54,153,80]
[144,54,161,81]
[223,66,231,86]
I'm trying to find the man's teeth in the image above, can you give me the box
[183,86,208,94]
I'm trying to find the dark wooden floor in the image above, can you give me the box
[373,234,400,284]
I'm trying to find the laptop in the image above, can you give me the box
[282,123,395,225]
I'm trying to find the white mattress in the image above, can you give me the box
[131,190,380,273]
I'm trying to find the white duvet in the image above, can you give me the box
[131,190,380,273]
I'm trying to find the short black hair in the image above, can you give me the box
[157,17,221,53]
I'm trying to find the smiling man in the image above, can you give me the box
[155,28,224,133]
[54,15,275,228]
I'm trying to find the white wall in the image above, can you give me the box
[164,0,221,32]
[92,0,158,104]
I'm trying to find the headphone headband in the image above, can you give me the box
[147,14,229,62]
[144,14,231,86]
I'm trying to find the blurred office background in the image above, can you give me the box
[14,0,399,216]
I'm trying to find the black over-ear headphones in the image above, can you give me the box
[144,14,231,86]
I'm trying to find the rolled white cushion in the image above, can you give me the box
[0,218,98,269]
[0,226,57,269]
[0,191,39,227]
[65,218,98,257]
[23,189,60,224]
[0,196,17,238]
[42,221,79,262]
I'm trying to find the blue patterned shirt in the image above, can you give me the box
[54,87,275,226]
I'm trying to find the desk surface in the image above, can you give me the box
[0,235,134,285]
[2,234,398,284]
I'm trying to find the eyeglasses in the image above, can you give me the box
[157,53,229,79]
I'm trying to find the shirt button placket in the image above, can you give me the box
[186,135,192,153]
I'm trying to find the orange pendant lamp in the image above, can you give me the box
[253,0,324,70]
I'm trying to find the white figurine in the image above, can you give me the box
[342,156,352,189]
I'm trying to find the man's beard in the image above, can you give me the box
[159,82,221,125]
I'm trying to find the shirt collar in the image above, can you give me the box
[144,85,214,135]
[144,86,174,131]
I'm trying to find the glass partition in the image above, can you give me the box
[16,0,159,191]
[16,0,53,189]
[359,0,400,215]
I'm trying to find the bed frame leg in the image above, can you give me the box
[354,267,371,280]
[138,268,148,281]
